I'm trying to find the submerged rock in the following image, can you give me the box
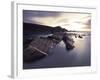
[23,32,75,63]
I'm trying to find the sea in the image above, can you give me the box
[23,31,91,69]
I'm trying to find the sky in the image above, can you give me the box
[23,10,91,31]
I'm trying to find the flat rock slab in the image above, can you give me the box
[23,37,61,63]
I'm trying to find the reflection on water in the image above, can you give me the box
[23,32,91,69]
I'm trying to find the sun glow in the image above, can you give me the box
[61,22,90,31]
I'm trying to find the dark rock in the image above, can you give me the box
[23,46,47,63]
[62,33,75,51]
[78,35,83,38]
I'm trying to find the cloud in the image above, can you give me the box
[85,19,91,25]
[23,10,60,17]
[74,19,91,26]
[23,10,91,31]
[74,15,91,26]
[23,10,60,23]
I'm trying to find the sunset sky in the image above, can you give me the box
[23,10,91,31]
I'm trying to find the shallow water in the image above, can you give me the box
[23,32,91,69]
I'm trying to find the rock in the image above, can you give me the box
[23,45,47,63]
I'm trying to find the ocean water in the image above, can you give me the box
[23,32,91,69]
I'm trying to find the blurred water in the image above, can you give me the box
[23,32,91,69]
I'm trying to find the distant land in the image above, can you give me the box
[68,30,90,32]
[23,23,68,35]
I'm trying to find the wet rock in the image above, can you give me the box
[23,45,47,63]
[62,33,75,50]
